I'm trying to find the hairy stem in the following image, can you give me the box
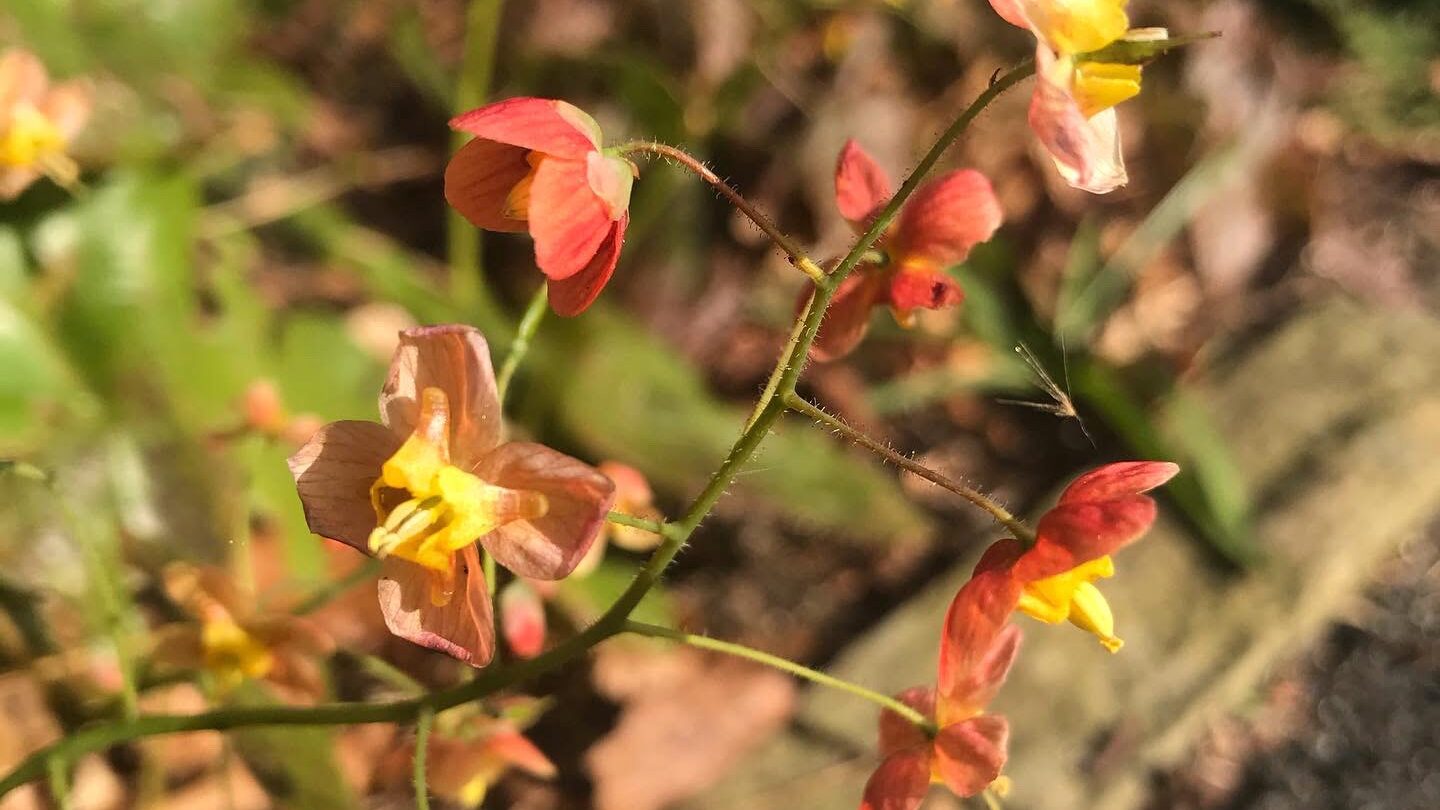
[625,621,935,733]
[784,394,1034,542]
[495,285,549,404]
[619,141,823,281]
[605,511,666,535]
[414,707,434,810]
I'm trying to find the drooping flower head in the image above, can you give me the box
[288,325,614,666]
[445,98,636,317]
[814,140,1003,360]
[382,699,557,808]
[0,49,91,199]
[988,1,1166,193]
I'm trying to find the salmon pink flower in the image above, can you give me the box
[814,140,1002,360]
[0,49,91,199]
[499,579,546,659]
[288,325,614,667]
[445,98,636,317]
[572,461,664,578]
[384,705,557,808]
[988,1,1166,193]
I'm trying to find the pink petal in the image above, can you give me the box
[1059,461,1180,505]
[449,97,600,159]
[0,50,48,112]
[808,271,887,362]
[528,155,614,281]
[444,138,531,234]
[835,139,894,225]
[878,686,935,756]
[379,325,503,468]
[586,151,634,221]
[938,624,1020,726]
[1028,47,1128,194]
[886,264,965,315]
[484,730,558,778]
[471,442,615,580]
[377,545,495,666]
[1013,495,1158,582]
[287,419,401,551]
[986,0,1031,28]
[500,580,547,659]
[938,539,1024,700]
[893,169,1002,268]
[860,749,931,810]
[546,215,627,317]
[40,80,91,141]
[933,715,1008,797]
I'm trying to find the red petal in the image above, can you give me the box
[835,139,893,224]
[379,325,503,468]
[287,420,401,551]
[1028,47,1127,194]
[938,539,1024,700]
[500,580,547,659]
[886,264,965,314]
[893,169,1002,268]
[808,270,887,362]
[377,546,495,666]
[472,442,616,580]
[986,0,1030,28]
[529,156,614,280]
[938,624,1021,725]
[546,215,626,317]
[933,715,1008,797]
[1059,461,1180,505]
[878,686,936,756]
[860,750,931,810]
[449,97,600,159]
[1013,495,1158,582]
[444,138,531,233]
[483,729,558,778]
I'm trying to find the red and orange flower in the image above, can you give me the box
[814,140,1003,360]
[445,97,636,317]
[288,325,614,667]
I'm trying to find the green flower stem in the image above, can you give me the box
[618,141,822,281]
[414,707,435,810]
[624,621,935,733]
[605,511,666,535]
[448,0,510,331]
[495,284,549,404]
[0,58,1036,801]
[784,393,1035,543]
[46,757,70,810]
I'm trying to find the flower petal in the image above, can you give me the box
[860,749,931,810]
[933,714,1008,797]
[528,155,614,281]
[938,623,1021,725]
[809,270,887,362]
[499,579,547,659]
[546,214,627,317]
[878,686,936,756]
[1058,460,1180,504]
[444,138,532,234]
[379,325,503,468]
[472,442,615,580]
[835,139,893,225]
[586,152,634,221]
[448,97,600,159]
[377,545,495,666]
[483,730,558,778]
[288,420,401,551]
[0,50,48,114]
[986,0,1030,29]
[893,169,1002,268]
[938,539,1024,700]
[1014,495,1157,581]
[1028,48,1127,194]
[886,264,965,315]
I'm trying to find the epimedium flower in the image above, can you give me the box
[988,0,1166,193]
[813,139,1003,361]
[382,701,557,808]
[0,48,91,199]
[445,97,636,317]
[288,325,615,667]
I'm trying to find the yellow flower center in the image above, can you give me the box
[1033,0,1131,55]
[502,151,547,221]
[1072,60,1142,118]
[367,387,547,606]
[1016,555,1124,652]
[0,103,64,167]
[201,619,274,693]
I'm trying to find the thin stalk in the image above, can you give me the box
[448,0,509,330]
[784,393,1034,542]
[619,141,823,280]
[45,757,70,810]
[414,707,435,810]
[496,285,549,403]
[625,621,934,733]
[605,511,667,536]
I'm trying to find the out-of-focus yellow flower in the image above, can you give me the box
[0,49,91,199]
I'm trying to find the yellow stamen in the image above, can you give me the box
[502,152,547,220]
[201,619,274,693]
[0,104,65,168]
[1017,556,1124,652]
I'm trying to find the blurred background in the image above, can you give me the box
[1,0,1438,808]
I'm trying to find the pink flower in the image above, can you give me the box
[813,140,1003,361]
[445,98,636,316]
[288,325,614,666]
[0,48,91,199]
